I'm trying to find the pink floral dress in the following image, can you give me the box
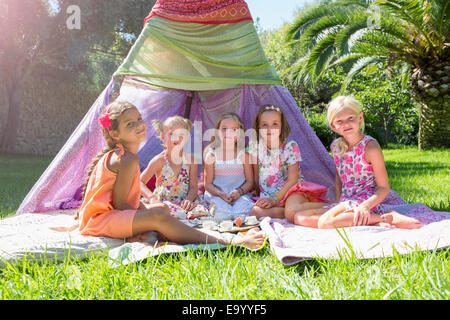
[248,140,327,206]
[154,153,210,219]
[331,135,385,214]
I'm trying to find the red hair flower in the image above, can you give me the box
[98,113,111,129]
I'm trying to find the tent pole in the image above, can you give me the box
[184,91,194,119]
[109,75,125,103]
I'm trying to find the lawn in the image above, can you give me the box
[0,146,449,300]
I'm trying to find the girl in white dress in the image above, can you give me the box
[203,112,255,219]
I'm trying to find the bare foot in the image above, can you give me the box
[50,224,79,232]
[232,228,266,250]
[384,211,423,229]
[126,233,148,243]
[245,227,260,236]
[373,213,395,228]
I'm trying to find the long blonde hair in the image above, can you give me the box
[151,116,192,140]
[326,95,365,156]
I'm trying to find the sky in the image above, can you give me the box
[245,0,311,30]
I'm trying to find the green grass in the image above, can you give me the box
[0,146,449,300]
[383,145,450,212]
[0,154,53,218]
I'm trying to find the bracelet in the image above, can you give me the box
[238,187,245,195]
[271,194,279,206]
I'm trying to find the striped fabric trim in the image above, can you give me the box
[144,0,252,25]
[214,167,244,176]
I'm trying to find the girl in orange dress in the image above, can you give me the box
[77,100,265,248]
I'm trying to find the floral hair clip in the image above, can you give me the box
[264,105,281,112]
[98,113,111,130]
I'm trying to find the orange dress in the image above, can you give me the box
[78,148,141,239]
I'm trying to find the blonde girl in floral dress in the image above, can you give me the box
[141,116,210,219]
[249,104,328,219]
[294,96,422,229]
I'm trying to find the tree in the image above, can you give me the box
[0,0,156,153]
[285,0,449,149]
[261,23,341,110]
[0,0,65,153]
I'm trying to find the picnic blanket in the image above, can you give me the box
[0,210,121,267]
[1,194,449,267]
[260,202,450,265]
[0,210,236,268]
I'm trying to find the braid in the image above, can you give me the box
[75,100,136,219]
[80,134,117,200]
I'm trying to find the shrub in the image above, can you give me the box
[349,67,419,146]
[303,111,334,150]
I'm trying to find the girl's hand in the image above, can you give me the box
[219,191,233,204]
[353,205,371,226]
[181,199,196,212]
[255,197,274,209]
[229,189,241,202]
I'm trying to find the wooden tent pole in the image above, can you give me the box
[109,75,125,102]
[184,91,194,119]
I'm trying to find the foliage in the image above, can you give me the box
[260,23,305,103]
[0,0,156,152]
[344,63,419,146]
[261,21,341,109]
[261,22,419,146]
[282,0,450,149]
[303,111,335,150]
[315,63,419,147]
[284,0,449,91]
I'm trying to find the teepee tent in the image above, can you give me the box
[17,0,335,214]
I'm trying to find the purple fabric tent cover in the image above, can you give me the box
[17,79,337,214]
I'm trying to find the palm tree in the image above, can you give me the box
[285,0,449,149]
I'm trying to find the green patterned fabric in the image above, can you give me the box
[114,16,281,90]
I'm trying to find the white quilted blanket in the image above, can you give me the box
[0,210,231,267]
[0,210,123,267]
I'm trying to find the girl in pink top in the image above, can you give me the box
[293,96,422,229]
